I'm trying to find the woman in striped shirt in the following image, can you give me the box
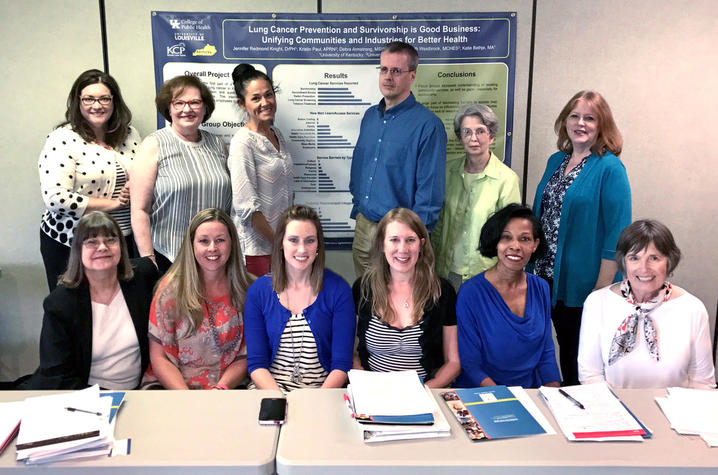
[244,205,355,392]
[131,75,231,274]
[353,208,461,387]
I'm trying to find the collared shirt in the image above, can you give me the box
[349,92,447,230]
[228,126,293,257]
[432,153,520,281]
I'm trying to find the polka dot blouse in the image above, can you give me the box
[38,125,141,246]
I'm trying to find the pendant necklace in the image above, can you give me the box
[287,289,305,384]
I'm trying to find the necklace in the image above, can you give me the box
[289,315,304,384]
[205,298,240,354]
[285,288,310,384]
[390,284,412,310]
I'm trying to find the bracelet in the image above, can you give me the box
[142,253,156,258]
[213,383,229,390]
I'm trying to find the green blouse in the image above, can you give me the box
[432,152,521,282]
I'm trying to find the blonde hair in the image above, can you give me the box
[360,208,441,325]
[555,90,623,157]
[270,205,325,294]
[158,208,253,338]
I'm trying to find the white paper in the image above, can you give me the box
[355,387,451,443]
[700,433,718,447]
[656,387,718,445]
[16,385,115,463]
[665,387,718,434]
[539,383,644,442]
[347,370,435,416]
[110,438,131,456]
[508,386,556,435]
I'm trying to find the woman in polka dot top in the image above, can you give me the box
[38,69,141,291]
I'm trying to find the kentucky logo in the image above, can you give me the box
[193,44,217,56]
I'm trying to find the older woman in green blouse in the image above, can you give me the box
[432,104,520,291]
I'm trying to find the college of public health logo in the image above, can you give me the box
[167,42,186,57]
[193,44,217,57]
[169,19,181,29]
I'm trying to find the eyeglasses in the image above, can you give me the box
[81,96,113,106]
[171,99,203,110]
[566,113,596,124]
[461,128,490,138]
[377,67,415,77]
[83,236,120,249]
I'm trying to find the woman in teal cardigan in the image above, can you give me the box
[532,90,631,386]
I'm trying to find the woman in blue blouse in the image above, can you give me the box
[532,91,631,385]
[456,204,560,388]
[244,205,355,392]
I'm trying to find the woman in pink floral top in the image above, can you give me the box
[143,208,254,389]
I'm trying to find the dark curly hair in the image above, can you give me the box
[479,204,547,263]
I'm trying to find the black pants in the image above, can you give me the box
[155,249,173,276]
[551,301,583,386]
[40,230,70,292]
[40,230,139,292]
[541,276,583,386]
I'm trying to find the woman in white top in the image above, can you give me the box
[228,64,293,277]
[39,69,141,290]
[30,211,158,389]
[578,219,715,388]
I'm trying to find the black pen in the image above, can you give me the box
[558,389,585,410]
[65,407,103,416]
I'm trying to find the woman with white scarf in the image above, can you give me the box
[578,219,715,388]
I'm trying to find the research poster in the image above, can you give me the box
[152,12,516,248]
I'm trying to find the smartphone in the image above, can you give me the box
[258,397,287,425]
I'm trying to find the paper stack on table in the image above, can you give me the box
[345,369,450,443]
[655,387,718,447]
[15,385,119,464]
[539,382,649,442]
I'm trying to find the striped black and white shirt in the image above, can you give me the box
[150,126,231,261]
[364,316,426,379]
[108,160,131,235]
[269,313,328,392]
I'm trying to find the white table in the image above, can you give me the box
[0,389,282,474]
[276,388,718,474]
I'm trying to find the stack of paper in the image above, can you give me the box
[440,386,555,441]
[345,370,450,443]
[15,385,121,464]
[539,383,649,441]
[655,387,718,447]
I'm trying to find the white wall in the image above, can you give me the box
[0,0,104,379]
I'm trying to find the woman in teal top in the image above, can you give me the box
[532,90,631,386]
[432,104,520,291]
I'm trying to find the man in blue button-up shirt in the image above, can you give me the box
[349,41,447,276]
